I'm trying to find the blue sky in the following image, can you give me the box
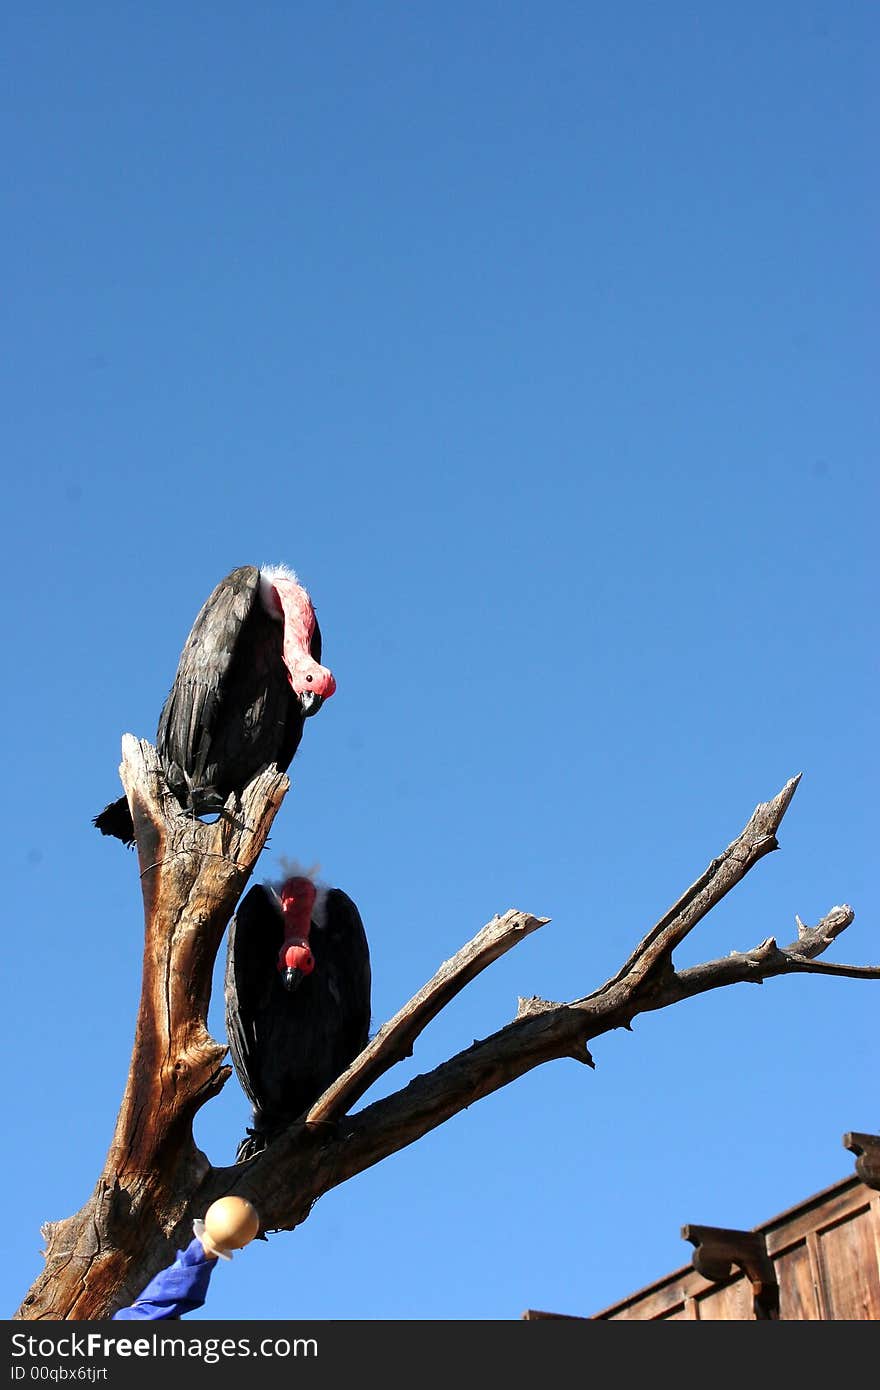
[2,3,876,1322]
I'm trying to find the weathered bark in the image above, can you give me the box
[17,738,288,1320]
[14,759,879,1319]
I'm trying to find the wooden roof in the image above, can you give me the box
[524,1154,880,1321]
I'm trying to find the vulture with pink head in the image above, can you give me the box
[93,564,336,845]
[225,871,372,1161]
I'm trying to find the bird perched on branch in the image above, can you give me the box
[224,868,372,1161]
[93,564,336,846]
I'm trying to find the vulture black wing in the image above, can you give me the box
[225,880,372,1161]
[224,883,283,1120]
[95,568,263,843]
[317,888,372,1072]
[156,565,302,813]
[94,563,321,844]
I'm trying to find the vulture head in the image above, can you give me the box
[276,874,319,992]
[259,564,337,717]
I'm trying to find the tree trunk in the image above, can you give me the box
[14,758,878,1319]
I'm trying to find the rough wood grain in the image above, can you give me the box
[16,738,288,1320]
[844,1132,880,1191]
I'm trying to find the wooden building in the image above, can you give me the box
[524,1131,880,1321]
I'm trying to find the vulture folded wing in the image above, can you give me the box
[224,884,283,1117]
[156,565,262,805]
[323,888,373,1065]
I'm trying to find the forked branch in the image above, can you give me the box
[14,767,878,1319]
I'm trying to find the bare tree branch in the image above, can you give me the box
[14,766,877,1319]
[306,909,549,1128]
[224,907,877,1237]
[594,773,803,996]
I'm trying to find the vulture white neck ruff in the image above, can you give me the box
[258,563,306,618]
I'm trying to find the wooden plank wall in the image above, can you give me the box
[596,1179,880,1320]
[524,1176,880,1321]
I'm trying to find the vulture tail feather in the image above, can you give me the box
[93,797,135,848]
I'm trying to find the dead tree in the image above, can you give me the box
[14,742,879,1319]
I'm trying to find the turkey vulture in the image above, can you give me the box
[94,564,336,845]
[225,871,372,1161]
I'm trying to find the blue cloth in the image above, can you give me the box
[112,1237,217,1320]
